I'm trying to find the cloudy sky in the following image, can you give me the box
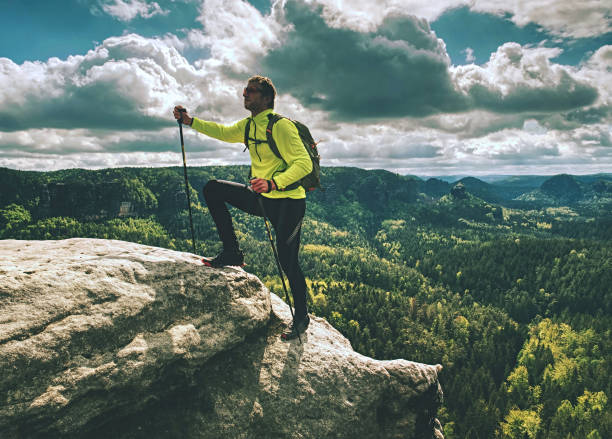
[1,0,611,176]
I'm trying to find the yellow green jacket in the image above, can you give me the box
[191,109,312,199]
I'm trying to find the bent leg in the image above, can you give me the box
[202,179,261,250]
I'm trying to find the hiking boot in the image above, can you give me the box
[281,315,310,341]
[202,249,244,268]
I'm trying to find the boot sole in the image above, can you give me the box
[201,259,246,268]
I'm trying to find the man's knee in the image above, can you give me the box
[202,179,220,200]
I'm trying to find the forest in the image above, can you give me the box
[1,165,611,439]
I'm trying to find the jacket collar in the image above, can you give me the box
[251,108,275,124]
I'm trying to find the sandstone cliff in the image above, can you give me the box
[0,238,444,438]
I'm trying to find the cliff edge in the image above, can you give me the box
[0,238,444,438]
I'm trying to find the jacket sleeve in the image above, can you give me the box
[191,117,247,144]
[272,118,313,189]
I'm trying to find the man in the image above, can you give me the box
[173,75,312,341]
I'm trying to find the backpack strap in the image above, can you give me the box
[265,113,284,160]
[244,117,268,150]
[243,118,251,152]
[266,113,301,191]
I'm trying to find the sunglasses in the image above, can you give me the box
[243,86,262,94]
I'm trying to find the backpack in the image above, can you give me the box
[244,113,321,192]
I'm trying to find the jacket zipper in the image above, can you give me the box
[252,121,262,162]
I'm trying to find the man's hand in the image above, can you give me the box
[250,178,277,194]
[173,105,193,125]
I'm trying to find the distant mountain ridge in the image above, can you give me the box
[1,167,611,223]
[420,173,612,185]
[515,173,612,206]
[415,172,612,207]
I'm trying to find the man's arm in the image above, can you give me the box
[191,118,246,144]
[173,106,246,143]
[271,118,313,190]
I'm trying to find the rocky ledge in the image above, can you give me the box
[0,238,444,438]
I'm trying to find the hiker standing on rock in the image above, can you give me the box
[173,75,311,340]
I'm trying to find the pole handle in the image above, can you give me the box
[178,108,187,125]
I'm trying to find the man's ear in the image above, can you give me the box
[263,94,273,108]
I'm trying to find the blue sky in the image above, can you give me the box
[431,7,609,66]
[0,0,610,175]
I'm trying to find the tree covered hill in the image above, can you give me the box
[2,166,610,227]
[1,165,611,439]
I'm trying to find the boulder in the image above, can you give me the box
[0,238,444,438]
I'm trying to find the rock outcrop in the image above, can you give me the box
[0,238,444,438]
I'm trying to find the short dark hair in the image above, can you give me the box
[248,75,276,109]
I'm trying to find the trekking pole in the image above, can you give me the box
[255,194,302,344]
[177,109,197,255]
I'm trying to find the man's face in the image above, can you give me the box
[243,82,270,113]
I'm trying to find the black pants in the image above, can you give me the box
[202,179,308,320]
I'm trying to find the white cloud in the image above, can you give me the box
[305,0,611,39]
[0,34,242,132]
[453,43,565,95]
[190,0,283,74]
[262,2,461,119]
[462,47,475,63]
[0,125,250,171]
[559,124,612,148]
[0,0,610,176]
[471,0,612,39]
[263,3,599,118]
[576,45,612,105]
[101,0,169,22]
[452,43,598,112]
